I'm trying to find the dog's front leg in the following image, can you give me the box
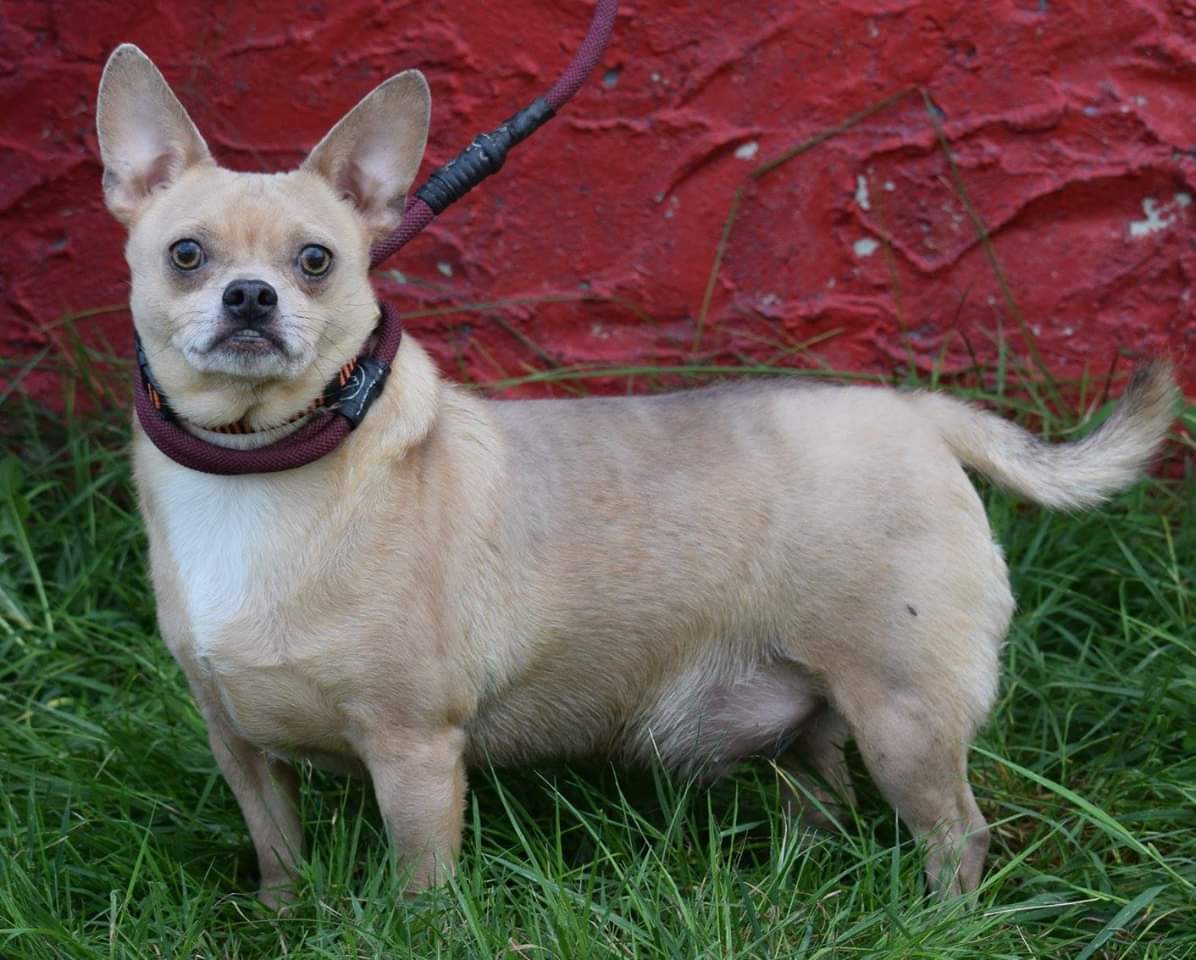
[203,707,304,909]
[166,635,304,908]
[359,728,468,893]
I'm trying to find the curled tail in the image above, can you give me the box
[913,362,1179,510]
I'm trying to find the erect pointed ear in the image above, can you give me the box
[302,70,431,238]
[95,44,212,226]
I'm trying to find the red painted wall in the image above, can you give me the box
[3,1,1195,405]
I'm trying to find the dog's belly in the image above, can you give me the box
[465,649,822,776]
[641,658,824,778]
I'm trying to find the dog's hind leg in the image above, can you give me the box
[779,705,856,830]
[835,684,990,896]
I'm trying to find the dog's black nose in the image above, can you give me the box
[222,279,278,326]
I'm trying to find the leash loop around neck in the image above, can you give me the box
[134,303,401,476]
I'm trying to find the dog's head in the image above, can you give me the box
[96,44,429,429]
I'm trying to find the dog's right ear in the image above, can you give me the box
[96,44,212,225]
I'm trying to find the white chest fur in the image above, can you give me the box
[155,466,320,659]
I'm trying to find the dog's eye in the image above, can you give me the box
[169,239,205,271]
[298,244,333,278]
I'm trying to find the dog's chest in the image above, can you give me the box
[154,466,332,669]
[154,467,358,750]
[158,470,301,658]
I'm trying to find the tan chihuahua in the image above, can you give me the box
[96,44,1176,905]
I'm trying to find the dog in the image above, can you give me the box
[95,43,1177,905]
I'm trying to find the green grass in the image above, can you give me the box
[1,361,1194,959]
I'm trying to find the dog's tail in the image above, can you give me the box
[912,362,1178,510]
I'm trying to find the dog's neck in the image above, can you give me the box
[143,348,364,450]
[136,330,446,481]
[183,415,316,450]
[132,303,404,475]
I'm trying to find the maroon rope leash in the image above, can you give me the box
[138,0,619,475]
[544,0,619,112]
[370,0,619,269]
[368,196,435,271]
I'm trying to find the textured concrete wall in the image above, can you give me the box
[2,1,1194,403]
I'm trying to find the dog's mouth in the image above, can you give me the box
[208,327,290,356]
[181,321,311,380]
[174,310,321,382]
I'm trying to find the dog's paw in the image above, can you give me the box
[780,777,852,833]
[257,882,298,913]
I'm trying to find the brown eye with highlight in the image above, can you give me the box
[298,244,333,278]
[169,239,205,271]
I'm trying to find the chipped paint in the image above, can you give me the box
[2,0,1194,403]
[1130,198,1171,237]
[1128,195,1190,238]
[734,141,759,161]
[855,175,872,211]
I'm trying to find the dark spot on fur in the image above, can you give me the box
[906,603,918,617]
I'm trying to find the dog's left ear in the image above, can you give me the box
[303,70,431,238]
